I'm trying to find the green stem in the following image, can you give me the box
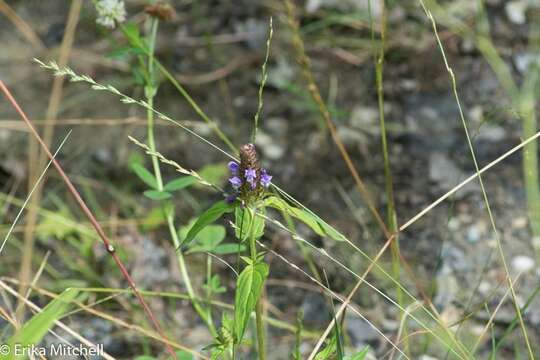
[369,0,408,354]
[206,253,213,327]
[248,208,266,360]
[146,21,163,190]
[520,73,540,261]
[144,17,217,336]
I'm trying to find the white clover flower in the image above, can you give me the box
[95,0,126,29]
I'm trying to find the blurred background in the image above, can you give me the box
[0,0,539,359]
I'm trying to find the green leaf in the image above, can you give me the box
[107,45,146,59]
[143,190,172,201]
[264,196,346,241]
[197,162,228,188]
[314,337,337,360]
[168,351,194,360]
[131,163,158,189]
[141,207,167,231]
[235,207,265,242]
[234,262,269,343]
[2,289,79,360]
[121,22,143,48]
[185,225,226,253]
[184,201,234,247]
[212,243,246,255]
[164,176,196,192]
[345,347,370,360]
[203,274,226,294]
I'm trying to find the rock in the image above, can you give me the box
[434,264,460,309]
[350,106,378,128]
[511,255,536,273]
[255,130,285,160]
[337,125,368,145]
[429,152,478,196]
[306,0,382,18]
[468,105,483,124]
[266,117,288,136]
[345,315,380,348]
[419,356,440,360]
[514,52,540,74]
[466,225,481,243]
[267,57,294,89]
[234,18,267,50]
[476,125,506,142]
[505,1,528,24]
[300,293,329,326]
[131,237,169,287]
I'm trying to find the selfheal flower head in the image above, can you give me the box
[227,143,273,204]
[95,0,126,29]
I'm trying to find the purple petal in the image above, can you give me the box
[248,177,257,190]
[245,168,257,182]
[261,170,272,188]
[225,194,237,203]
[228,161,239,173]
[229,176,242,189]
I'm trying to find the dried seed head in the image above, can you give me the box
[144,3,176,21]
[239,143,260,172]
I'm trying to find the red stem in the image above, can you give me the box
[0,80,178,360]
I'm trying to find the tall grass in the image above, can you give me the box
[420,1,534,356]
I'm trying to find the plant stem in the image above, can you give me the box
[370,0,408,355]
[521,73,540,260]
[144,17,217,336]
[248,208,266,360]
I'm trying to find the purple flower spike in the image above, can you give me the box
[245,168,257,182]
[225,194,237,203]
[229,176,242,189]
[261,169,272,188]
[228,161,239,174]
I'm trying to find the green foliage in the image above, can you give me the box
[131,163,158,190]
[314,336,338,360]
[163,176,196,192]
[185,224,226,253]
[36,205,77,241]
[197,162,229,189]
[182,222,246,255]
[182,202,234,247]
[234,207,265,242]
[234,259,269,344]
[143,190,172,201]
[121,22,147,52]
[203,274,226,294]
[293,312,304,360]
[212,243,246,255]
[264,196,346,241]
[206,314,235,359]
[140,207,167,231]
[345,347,370,360]
[2,289,79,360]
[168,351,194,360]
